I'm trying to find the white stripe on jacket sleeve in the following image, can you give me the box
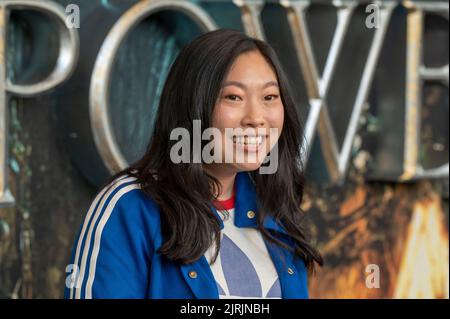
[84,183,141,298]
[71,176,136,299]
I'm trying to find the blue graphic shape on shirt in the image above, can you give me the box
[266,278,282,297]
[220,234,262,297]
[216,281,226,295]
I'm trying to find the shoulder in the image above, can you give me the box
[67,175,161,299]
[88,174,162,239]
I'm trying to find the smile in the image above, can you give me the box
[232,135,265,146]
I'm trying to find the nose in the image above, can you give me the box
[241,98,266,128]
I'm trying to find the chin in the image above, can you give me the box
[234,162,263,172]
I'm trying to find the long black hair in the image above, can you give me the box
[111,29,323,273]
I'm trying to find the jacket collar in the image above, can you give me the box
[209,171,288,236]
[180,172,305,299]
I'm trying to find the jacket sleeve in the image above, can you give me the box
[64,183,158,299]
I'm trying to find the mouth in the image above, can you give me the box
[232,135,265,146]
[231,135,268,153]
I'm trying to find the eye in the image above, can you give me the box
[224,94,242,101]
[264,94,279,101]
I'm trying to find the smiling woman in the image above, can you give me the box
[64,29,323,299]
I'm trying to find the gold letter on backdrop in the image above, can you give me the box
[0,0,79,207]
[89,0,217,174]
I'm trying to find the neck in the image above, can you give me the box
[204,164,237,200]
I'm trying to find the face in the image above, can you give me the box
[208,50,284,174]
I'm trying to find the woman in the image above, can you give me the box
[65,29,323,299]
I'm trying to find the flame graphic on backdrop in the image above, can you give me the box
[394,193,449,299]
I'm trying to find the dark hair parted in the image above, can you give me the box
[111,29,323,273]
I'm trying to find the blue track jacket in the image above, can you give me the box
[64,172,309,299]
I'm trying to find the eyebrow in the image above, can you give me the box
[222,80,279,89]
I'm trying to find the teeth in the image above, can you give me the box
[233,136,264,145]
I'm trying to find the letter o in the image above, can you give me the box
[90,0,217,174]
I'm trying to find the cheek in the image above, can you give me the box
[211,103,241,130]
[267,103,284,133]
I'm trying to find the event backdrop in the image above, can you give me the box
[0,0,448,298]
